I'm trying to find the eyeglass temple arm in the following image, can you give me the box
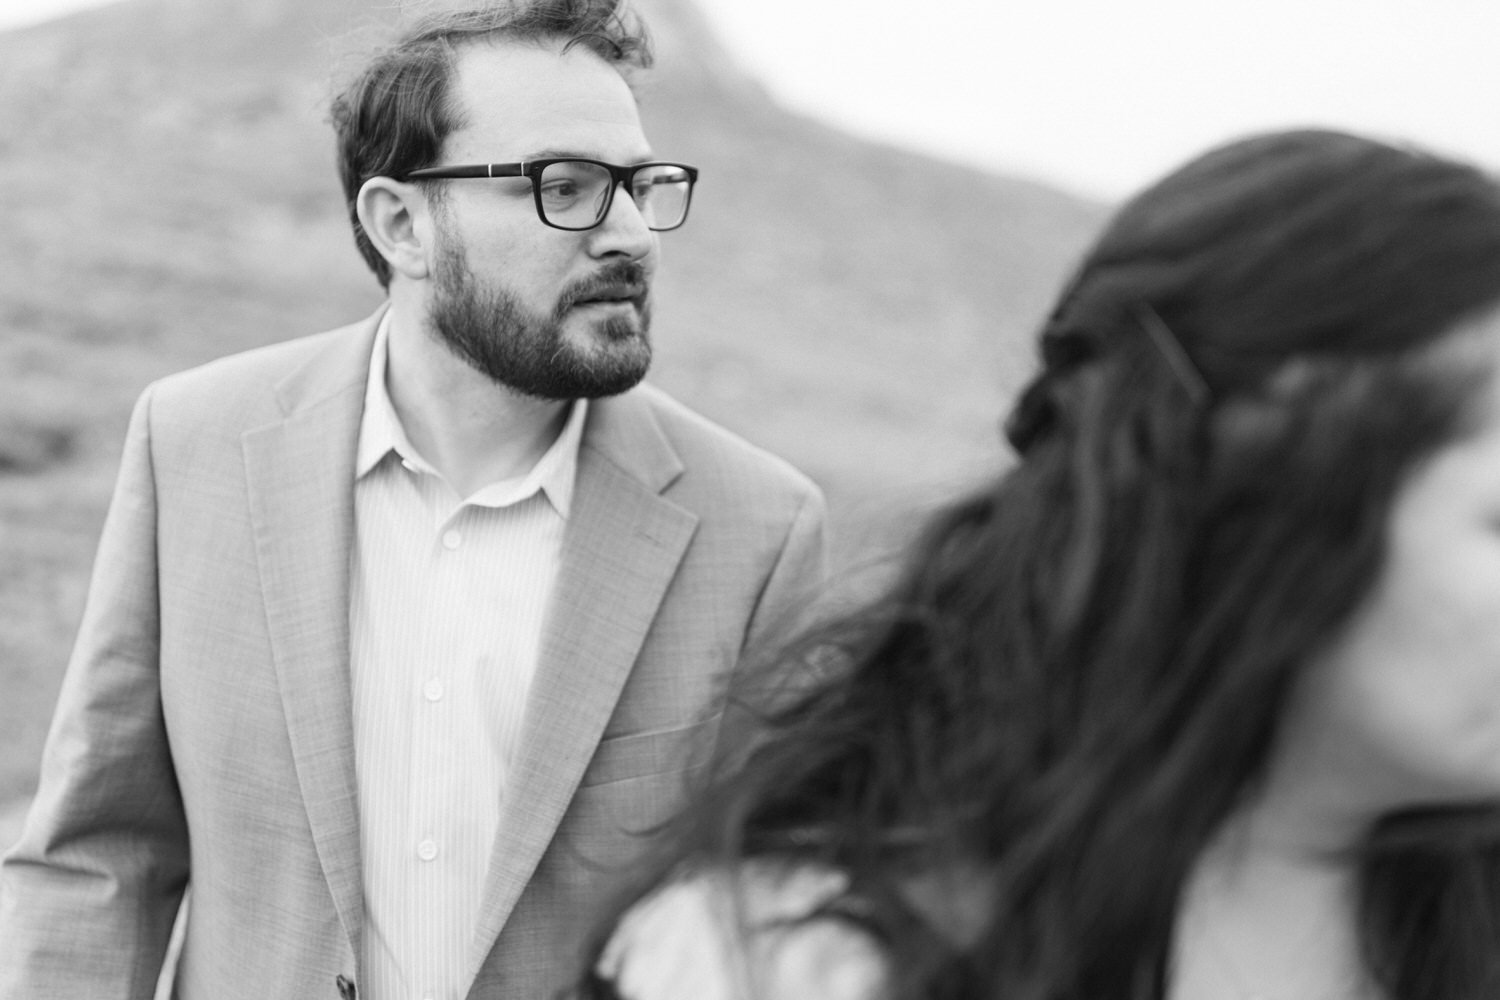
[405,163,526,180]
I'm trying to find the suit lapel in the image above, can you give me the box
[242,317,377,954]
[467,390,698,972]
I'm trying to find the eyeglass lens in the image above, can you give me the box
[538,161,692,230]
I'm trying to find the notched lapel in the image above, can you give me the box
[242,321,375,955]
[467,392,697,972]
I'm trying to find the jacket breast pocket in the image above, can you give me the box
[578,712,722,788]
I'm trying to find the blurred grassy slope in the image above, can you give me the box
[0,0,1108,800]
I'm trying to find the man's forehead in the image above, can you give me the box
[445,38,648,157]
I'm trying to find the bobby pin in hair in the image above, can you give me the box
[1134,304,1211,406]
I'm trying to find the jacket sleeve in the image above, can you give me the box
[0,386,189,999]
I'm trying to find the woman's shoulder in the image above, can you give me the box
[594,861,889,1000]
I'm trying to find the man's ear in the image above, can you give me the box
[356,176,432,282]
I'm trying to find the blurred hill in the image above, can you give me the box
[0,0,1108,801]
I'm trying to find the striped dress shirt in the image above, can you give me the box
[350,316,587,1000]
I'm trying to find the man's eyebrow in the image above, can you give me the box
[521,149,658,163]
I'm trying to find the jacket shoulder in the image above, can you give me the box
[144,317,375,423]
[629,383,822,503]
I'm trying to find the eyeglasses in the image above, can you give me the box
[403,158,699,232]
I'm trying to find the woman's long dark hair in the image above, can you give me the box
[583,130,1500,1000]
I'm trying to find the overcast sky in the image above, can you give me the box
[6,0,1499,200]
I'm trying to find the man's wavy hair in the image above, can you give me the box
[583,130,1500,1000]
[329,1,653,288]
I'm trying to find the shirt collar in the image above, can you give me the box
[356,312,587,518]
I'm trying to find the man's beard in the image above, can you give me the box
[427,241,653,400]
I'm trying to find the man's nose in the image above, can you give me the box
[588,182,657,260]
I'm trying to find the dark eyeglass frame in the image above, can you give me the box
[403,157,700,232]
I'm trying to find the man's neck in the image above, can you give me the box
[384,306,572,499]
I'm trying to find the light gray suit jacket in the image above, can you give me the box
[0,312,827,999]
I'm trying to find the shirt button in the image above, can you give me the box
[423,678,444,702]
[442,529,462,550]
[417,839,438,861]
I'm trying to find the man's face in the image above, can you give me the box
[421,39,661,399]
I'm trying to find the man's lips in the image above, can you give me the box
[571,284,647,308]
